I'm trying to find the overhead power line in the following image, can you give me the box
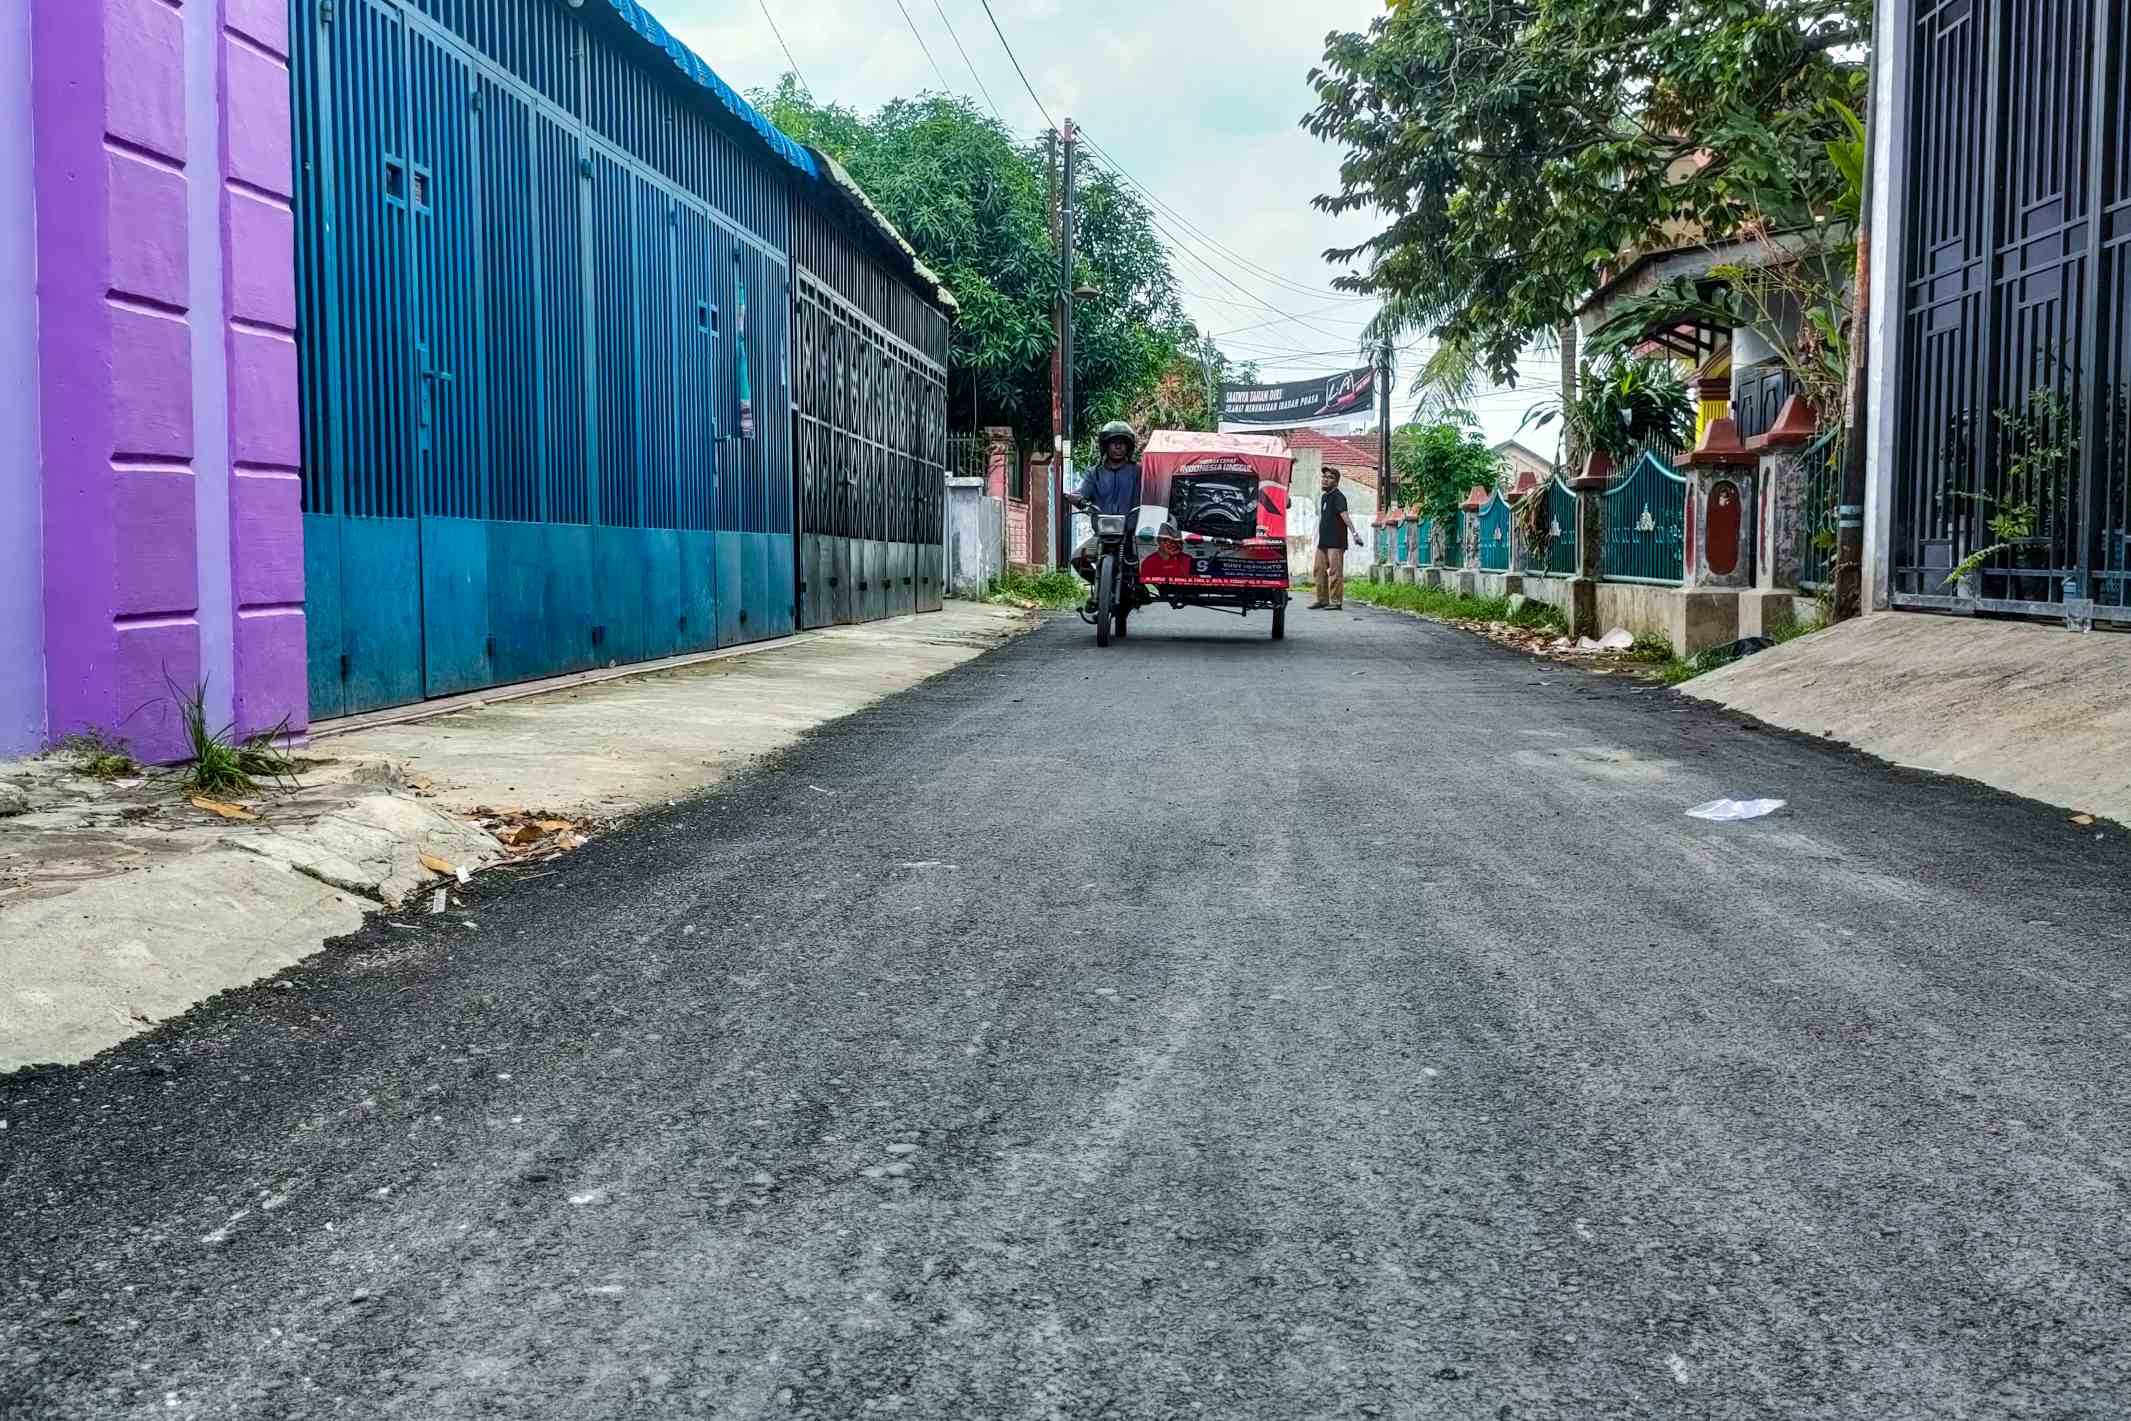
[931,0,1005,123]
[976,0,1056,131]
[755,0,813,97]
[890,0,953,93]
[1077,127,1361,303]
[1210,301,1383,340]
[1152,220,1360,343]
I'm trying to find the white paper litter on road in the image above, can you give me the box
[1598,628,1634,650]
[429,889,447,914]
[1686,798,1787,821]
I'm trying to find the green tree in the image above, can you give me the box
[1389,421,1504,521]
[1304,0,1869,398]
[756,79,1229,444]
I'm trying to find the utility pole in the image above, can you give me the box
[1060,118,1078,451]
[1046,128,1062,564]
[1056,118,1079,564]
[1200,335,1219,431]
[1377,334,1394,506]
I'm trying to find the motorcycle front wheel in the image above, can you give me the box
[1096,553,1117,647]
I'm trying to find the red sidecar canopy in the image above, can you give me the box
[1141,430,1293,491]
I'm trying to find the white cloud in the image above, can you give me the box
[656,0,1545,444]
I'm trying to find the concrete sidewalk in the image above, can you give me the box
[1687,611,2131,825]
[0,604,1032,1071]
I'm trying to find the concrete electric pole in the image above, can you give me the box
[1377,335,1394,504]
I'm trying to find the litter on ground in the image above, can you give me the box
[1686,798,1787,822]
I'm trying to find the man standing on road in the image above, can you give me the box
[1311,465,1362,610]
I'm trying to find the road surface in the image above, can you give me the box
[6,605,2130,1419]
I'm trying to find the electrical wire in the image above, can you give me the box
[891,0,954,93]
[755,0,813,97]
[976,0,1056,131]
[1144,207,1360,342]
[1210,302,1384,339]
[1078,127,1362,302]
[931,0,1005,124]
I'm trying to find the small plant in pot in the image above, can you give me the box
[1524,355,1698,481]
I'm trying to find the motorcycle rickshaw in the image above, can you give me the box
[1072,430,1294,644]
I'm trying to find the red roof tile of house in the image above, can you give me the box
[1275,427,1381,471]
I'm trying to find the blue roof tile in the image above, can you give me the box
[596,0,818,180]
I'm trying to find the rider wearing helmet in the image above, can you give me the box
[1070,421,1143,520]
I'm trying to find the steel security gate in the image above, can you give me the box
[295,0,799,718]
[1892,0,2131,620]
[792,268,946,628]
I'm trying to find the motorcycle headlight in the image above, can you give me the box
[1094,514,1127,537]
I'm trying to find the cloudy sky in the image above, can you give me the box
[659,0,1544,447]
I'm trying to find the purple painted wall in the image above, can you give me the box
[0,0,44,756]
[27,0,303,763]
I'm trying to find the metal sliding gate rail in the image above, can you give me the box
[1892,0,2131,621]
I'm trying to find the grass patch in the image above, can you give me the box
[172,679,298,795]
[984,568,1086,611]
[1345,579,1568,635]
[53,731,139,780]
[1768,612,1826,646]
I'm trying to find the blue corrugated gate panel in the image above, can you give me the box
[764,534,796,638]
[420,519,491,696]
[715,531,747,647]
[302,515,346,719]
[738,532,768,643]
[338,517,426,713]
[678,532,719,653]
[296,0,940,721]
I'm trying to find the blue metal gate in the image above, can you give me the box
[294,0,804,717]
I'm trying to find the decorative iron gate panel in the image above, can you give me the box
[1893,0,2129,619]
[791,267,946,628]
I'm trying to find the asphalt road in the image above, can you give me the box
[7,604,2131,1420]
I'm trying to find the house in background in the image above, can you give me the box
[1491,440,1556,495]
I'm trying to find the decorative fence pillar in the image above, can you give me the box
[1454,493,1483,593]
[1684,394,1757,591]
[1567,469,1608,639]
[1400,508,1421,583]
[1746,393,1815,592]
[1026,452,1055,568]
[983,426,1013,500]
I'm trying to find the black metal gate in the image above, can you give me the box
[1892,0,2130,620]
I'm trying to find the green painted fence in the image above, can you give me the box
[1602,453,1687,584]
[1535,477,1578,576]
[1797,432,1840,590]
[1476,493,1511,571]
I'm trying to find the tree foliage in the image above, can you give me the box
[1524,355,1698,464]
[756,79,1235,445]
[1304,0,1870,389]
[1390,421,1504,521]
